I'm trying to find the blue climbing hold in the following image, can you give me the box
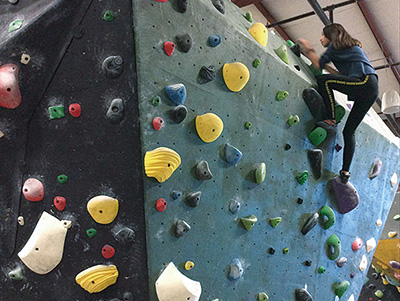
[171,190,182,200]
[229,200,240,213]
[228,258,243,280]
[209,34,221,47]
[165,84,187,105]
[224,143,242,165]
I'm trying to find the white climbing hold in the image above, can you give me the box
[391,173,398,187]
[347,294,354,301]
[359,255,368,271]
[376,219,382,226]
[20,53,30,65]
[155,262,202,301]
[17,216,24,226]
[366,237,377,252]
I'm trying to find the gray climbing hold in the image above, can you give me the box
[8,266,23,280]
[175,219,191,237]
[186,191,201,207]
[171,190,182,200]
[175,33,193,53]
[228,258,243,280]
[307,149,322,180]
[177,0,188,13]
[224,143,242,165]
[123,292,133,301]
[8,0,19,4]
[107,98,124,123]
[336,257,347,268]
[102,55,124,78]
[229,200,240,213]
[301,212,319,235]
[199,65,216,83]
[368,160,382,179]
[295,288,314,301]
[114,227,136,242]
[212,0,225,14]
[170,105,188,123]
[196,161,212,180]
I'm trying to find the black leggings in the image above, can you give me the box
[316,73,379,172]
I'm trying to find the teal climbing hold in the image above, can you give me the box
[288,115,300,126]
[152,96,161,106]
[255,163,266,184]
[327,234,341,260]
[286,40,295,47]
[317,266,326,273]
[8,266,23,280]
[309,127,327,146]
[274,45,289,64]
[86,228,97,238]
[241,215,257,231]
[335,105,346,123]
[269,217,282,228]
[276,90,289,101]
[257,292,268,300]
[49,105,65,119]
[9,19,23,32]
[296,170,309,185]
[320,205,335,229]
[224,143,242,165]
[244,12,253,22]
[283,247,289,254]
[332,281,350,298]
[103,10,114,21]
[253,58,261,68]
[57,174,68,184]
[245,121,252,129]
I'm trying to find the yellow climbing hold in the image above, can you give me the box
[76,264,118,293]
[222,62,250,92]
[87,195,119,224]
[195,113,224,143]
[388,231,397,238]
[144,147,181,182]
[248,22,268,47]
[382,277,389,285]
[185,261,194,270]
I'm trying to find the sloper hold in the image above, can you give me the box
[177,0,188,13]
[155,262,202,301]
[18,212,71,274]
[229,200,240,213]
[199,65,216,83]
[224,143,242,165]
[186,191,201,207]
[87,195,119,224]
[0,64,21,109]
[212,0,225,14]
[165,83,186,105]
[209,34,221,47]
[248,22,268,47]
[366,237,376,252]
[114,227,135,242]
[228,258,243,280]
[76,264,118,293]
[175,33,192,53]
[255,162,266,183]
[269,217,282,228]
[368,160,382,179]
[49,105,65,119]
[170,105,188,123]
[175,220,191,237]
[196,161,212,180]
[102,56,124,78]
[145,147,181,182]
[295,288,314,301]
[222,62,250,92]
[336,257,347,268]
[307,149,323,180]
[296,170,309,185]
[23,178,44,202]
[274,45,289,64]
[301,212,319,235]
[195,113,223,143]
[332,281,350,298]
[330,176,359,214]
[107,98,124,124]
[241,214,257,230]
[327,234,341,260]
[320,205,335,229]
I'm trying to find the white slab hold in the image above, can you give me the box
[155,262,202,301]
[18,211,71,274]
[366,237,377,252]
[359,255,368,271]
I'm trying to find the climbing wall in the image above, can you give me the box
[133,1,400,300]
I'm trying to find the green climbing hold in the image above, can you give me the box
[244,12,253,22]
[9,19,23,32]
[296,170,309,185]
[286,40,295,47]
[309,127,327,146]
[320,205,335,229]
[8,266,23,280]
[375,290,383,298]
[257,292,268,300]
[245,121,252,129]
[49,105,65,119]
[288,115,300,126]
[269,217,282,228]
[152,96,161,106]
[309,64,322,76]
[241,215,257,231]
[253,58,261,68]
[335,105,346,123]
[255,163,266,184]
[57,174,68,184]
[86,228,97,238]
[274,45,289,65]
[393,214,400,220]
[317,266,326,273]
[332,281,350,298]
[103,10,114,21]
[276,90,289,101]
[283,247,289,254]
[374,266,382,273]
[327,234,341,260]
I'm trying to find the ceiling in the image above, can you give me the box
[232,0,400,136]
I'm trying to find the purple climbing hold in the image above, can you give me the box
[335,144,342,152]
[390,261,400,269]
[350,272,355,278]
[331,176,359,214]
[368,160,382,179]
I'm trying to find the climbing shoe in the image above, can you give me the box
[339,170,351,184]
[316,119,337,132]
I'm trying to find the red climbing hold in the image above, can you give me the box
[53,196,66,211]
[22,178,44,202]
[352,237,363,251]
[164,41,175,56]
[156,198,167,212]
[69,103,81,117]
[0,64,21,109]
[154,0,168,2]
[153,117,164,131]
[101,244,115,259]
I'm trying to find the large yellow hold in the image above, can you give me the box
[195,113,223,143]
[144,147,181,183]
[248,22,268,47]
[76,264,118,293]
[87,195,119,224]
[223,62,250,92]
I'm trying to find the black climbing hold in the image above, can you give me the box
[114,227,136,242]
[303,260,312,266]
[268,248,275,255]
[302,88,328,121]
[297,198,303,204]
[177,0,188,13]
[170,105,188,123]
[295,288,314,301]
[368,284,376,290]
[196,161,212,180]
[291,44,301,57]
[186,191,201,207]
[123,292,133,301]
[301,212,319,235]
[107,98,124,124]
[175,33,192,53]
[212,0,225,14]
[199,65,216,83]
[284,144,291,150]
[175,219,191,237]
[102,55,124,79]
[372,272,379,279]
[307,149,323,180]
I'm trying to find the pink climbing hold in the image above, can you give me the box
[101,244,115,259]
[164,41,175,56]
[352,237,363,251]
[22,178,44,202]
[153,117,164,131]
[0,64,21,109]
[69,103,81,117]
[154,0,168,2]
[53,196,66,211]
[156,198,167,212]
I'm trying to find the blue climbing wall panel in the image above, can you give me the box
[133,1,400,300]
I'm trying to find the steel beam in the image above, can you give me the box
[307,0,331,25]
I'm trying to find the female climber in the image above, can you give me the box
[298,23,378,183]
